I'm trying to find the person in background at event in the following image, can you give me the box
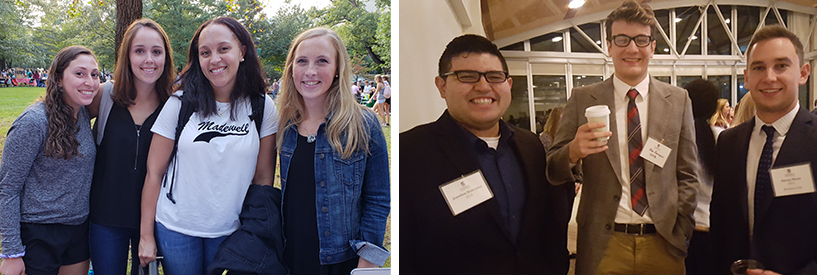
[733,93,756,127]
[271,78,280,99]
[86,18,175,275]
[383,75,391,116]
[351,79,360,102]
[682,79,720,275]
[710,98,733,139]
[137,16,278,273]
[0,46,100,275]
[370,75,389,126]
[363,80,372,98]
[401,34,569,274]
[546,1,699,274]
[539,106,580,223]
[711,24,815,275]
[277,27,390,274]
[33,70,40,87]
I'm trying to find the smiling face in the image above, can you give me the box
[435,52,512,137]
[745,37,811,123]
[291,35,337,105]
[197,23,246,97]
[129,28,166,88]
[608,20,655,86]
[59,54,100,113]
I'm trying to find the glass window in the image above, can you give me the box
[707,5,732,55]
[676,7,702,55]
[505,75,532,131]
[533,75,567,134]
[678,76,703,89]
[501,42,524,51]
[708,75,732,100]
[737,75,749,101]
[655,9,672,55]
[531,32,565,52]
[765,9,787,27]
[737,6,760,54]
[570,23,602,53]
[573,75,603,88]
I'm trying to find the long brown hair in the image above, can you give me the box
[112,18,175,107]
[44,46,97,159]
[542,107,563,141]
[710,98,731,128]
[277,27,373,158]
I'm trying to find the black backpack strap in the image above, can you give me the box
[165,94,197,204]
[249,93,265,135]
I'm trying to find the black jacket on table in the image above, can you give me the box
[711,108,817,275]
[399,111,569,275]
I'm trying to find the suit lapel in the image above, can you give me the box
[433,112,512,241]
[593,78,623,184]
[755,109,817,225]
[643,79,672,189]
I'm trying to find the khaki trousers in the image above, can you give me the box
[596,231,685,275]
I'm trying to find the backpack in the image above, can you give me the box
[164,93,266,204]
[383,81,391,99]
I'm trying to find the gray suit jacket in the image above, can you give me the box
[546,76,699,275]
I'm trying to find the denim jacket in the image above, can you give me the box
[280,111,391,266]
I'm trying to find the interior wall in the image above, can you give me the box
[398,0,485,132]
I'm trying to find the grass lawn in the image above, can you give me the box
[0,88,393,271]
[0,86,47,153]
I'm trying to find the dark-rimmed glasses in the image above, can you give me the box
[442,70,509,83]
[610,34,653,47]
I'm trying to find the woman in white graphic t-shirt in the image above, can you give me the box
[137,16,279,274]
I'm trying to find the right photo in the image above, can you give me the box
[398,1,817,275]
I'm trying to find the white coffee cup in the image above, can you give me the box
[585,105,611,141]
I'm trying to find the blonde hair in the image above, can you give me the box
[732,94,756,126]
[277,27,374,158]
[710,98,731,128]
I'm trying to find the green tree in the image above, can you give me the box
[313,0,390,73]
[258,4,313,79]
[0,1,35,69]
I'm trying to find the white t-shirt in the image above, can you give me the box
[151,91,279,238]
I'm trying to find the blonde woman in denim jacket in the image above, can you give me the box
[276,27,390,274]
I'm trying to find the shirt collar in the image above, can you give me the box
[613,74,651,99]
[753,101,800,136]
[458,119,515,149]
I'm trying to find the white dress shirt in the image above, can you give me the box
[612,75,654,224]
[746,102,799,236]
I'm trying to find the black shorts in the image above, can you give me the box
[20,219,90,275]
[385,98,391,105]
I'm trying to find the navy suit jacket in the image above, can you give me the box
[399,111,569,275]
[711,108,817,275]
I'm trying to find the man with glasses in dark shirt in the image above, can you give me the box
[546,1,700,274]
[400,34,569,275]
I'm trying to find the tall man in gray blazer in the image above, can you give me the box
[546,1,699,274]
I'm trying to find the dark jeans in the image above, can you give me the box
[89,222,140,275]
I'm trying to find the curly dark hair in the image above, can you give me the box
[44,46,97,159]
[175,16,267,120]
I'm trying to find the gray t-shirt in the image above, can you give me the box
[0,102,95,256]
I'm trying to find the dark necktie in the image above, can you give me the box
[754,125,776,225]
[627,89,648,216]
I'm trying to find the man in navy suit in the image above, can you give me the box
[400,34,569,275]
[711,25,816,275]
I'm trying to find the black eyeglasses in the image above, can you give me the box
[609,34,653,47]
[442,70,509,83]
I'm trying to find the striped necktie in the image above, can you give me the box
[627,88,648,216]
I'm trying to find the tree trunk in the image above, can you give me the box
[115,0,142,63]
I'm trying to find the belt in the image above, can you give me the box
[613,223,657,235]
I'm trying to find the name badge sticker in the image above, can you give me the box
[770,163,816,197]
[439,170,494,216]
[640,137,672,168]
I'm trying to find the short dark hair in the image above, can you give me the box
[438,34,508,77]
[746,24,804,66]
[683,79,719,120]
[605,0,658,39]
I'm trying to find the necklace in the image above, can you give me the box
[307,135,316,143]
[217,105,229,117]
